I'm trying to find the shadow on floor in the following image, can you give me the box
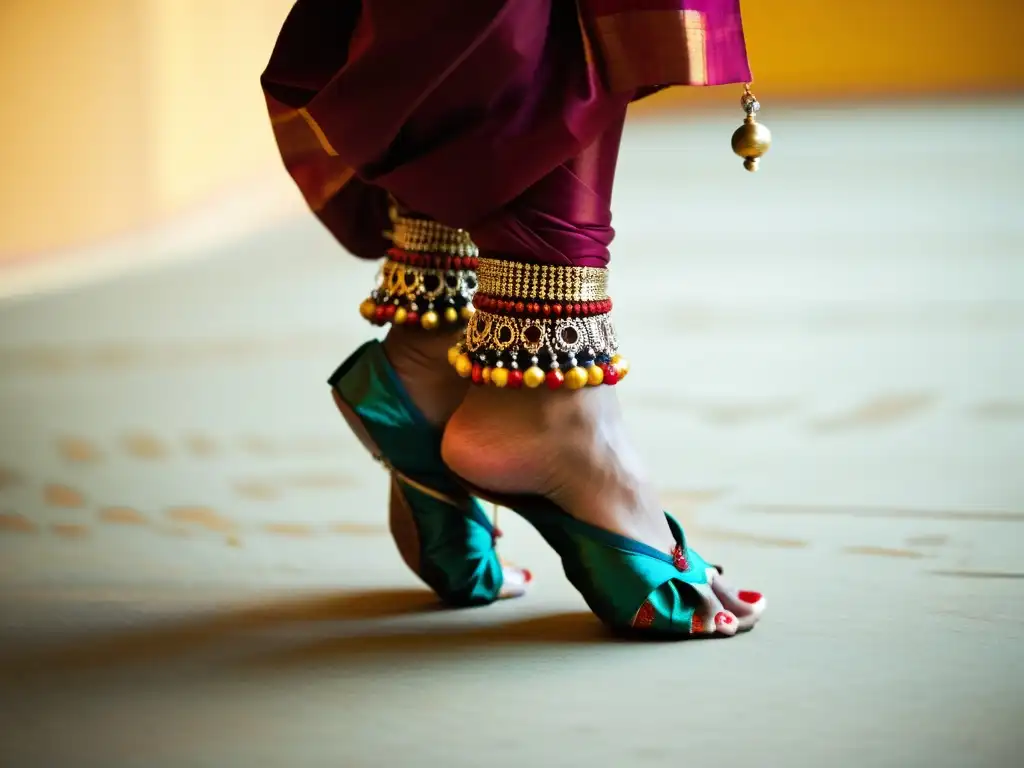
[0,588,612,681]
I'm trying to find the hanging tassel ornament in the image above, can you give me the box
[731,84,771,172]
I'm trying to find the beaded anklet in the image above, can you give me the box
[359,210,479,330]
[448,258,630,389]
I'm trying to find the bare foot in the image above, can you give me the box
[382,325,469,425]
[442,384,766,628]
[442,385,677,555]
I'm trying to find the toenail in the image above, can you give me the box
[738,590,763,604]
[672,544,689,571]
[715,611,734,626]
[522,568,533,583]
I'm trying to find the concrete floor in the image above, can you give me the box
[1,103,1022,767]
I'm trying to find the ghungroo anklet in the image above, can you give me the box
[359,210,479,330]
[448,258,630,389]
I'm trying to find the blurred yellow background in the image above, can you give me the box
[1,0,1021,260]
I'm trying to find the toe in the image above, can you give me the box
[714,610,740,636]
[712,575,766,632]
[498,566,532,599]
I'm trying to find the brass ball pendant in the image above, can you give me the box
[731,115,771,172]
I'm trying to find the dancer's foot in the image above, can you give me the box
[443,385,676,552]
[383,325,469,426]
[442,385,764,631]
[329,340,530,605]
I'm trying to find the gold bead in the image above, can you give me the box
[447,346,461,366]
[491,367,509,388]
[565,366,589,390]
[359,299,377,320]
[421,310,440,330]
[394,307,408,325]
[454,354,473,378]
[587,364,604,386]
[444,307,459,324]
[523,366,546,389]
[731,115,771,172]
[482,366,492,385]
[460,305,474,321]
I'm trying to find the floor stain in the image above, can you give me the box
[0,467,22,490]
[811,392,935,432]
[233,480,281,501]
[930,569,1024,580]
[330,522,388,536]
[287,472,356,490]
[264,522,314,537]
[240,436,278,457]
[972,400,1024,421]
[89,344,140,369]
[843,545,925,559]
[0,512,37,534]
[746,504,1024,524]
[50,523,90,539]
[56,437,103,463]
[697,401,799,426]
[98,507,149,525]
[184,434,219,457]
[166,506,236,532]
[44,484,86,508]
[122,432,169,460]
[694,526,809,549]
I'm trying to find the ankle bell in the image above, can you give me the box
[449,258,629,390]
[360,207,479,331]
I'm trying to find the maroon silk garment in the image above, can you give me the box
[262,0,750,265]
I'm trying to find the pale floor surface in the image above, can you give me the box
[0,104,1022,767]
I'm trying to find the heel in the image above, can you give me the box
[330,341,524,607]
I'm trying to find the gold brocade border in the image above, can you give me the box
[389,211,478,257]
[476,258,608,302]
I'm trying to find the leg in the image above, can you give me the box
[442,115,765,634]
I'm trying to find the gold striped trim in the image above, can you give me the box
[477,258,608,302]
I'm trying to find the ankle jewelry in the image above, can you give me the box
[448,258,629,389]
[359,208,479,330]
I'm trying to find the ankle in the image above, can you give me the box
[383,326,469,426]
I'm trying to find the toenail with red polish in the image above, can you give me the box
[522,569,533,583]
[738,590,763,604]
[715,611,734,626]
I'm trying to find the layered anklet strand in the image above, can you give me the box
[448,258,630,389]
[359,208,479,330]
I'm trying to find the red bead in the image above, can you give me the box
[405,311,419,325]
[516,301,525,313]
[383,304,396,319]
[545,369,564,389]
[604,366,620,385]
[471,364,484,385]
[453,257,462,269]
[542,304,551,317]
[373,306,387,324]
[564,303,574,317]
[573,303,582,316]
[552,304,562,317]
[507,370,524,389]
